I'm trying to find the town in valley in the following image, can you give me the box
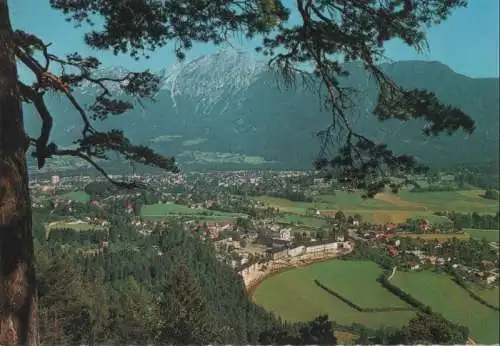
[29,167,500,344]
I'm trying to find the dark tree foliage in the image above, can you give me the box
[448,211,499,230]
[401,312,469,345]
[157,261,224,344]
[258,0,474,197]
[366,312,469,345]
[13,29,177,187]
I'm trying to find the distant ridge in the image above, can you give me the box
[25,51,500,172]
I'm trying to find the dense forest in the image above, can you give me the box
[36,213,295,345]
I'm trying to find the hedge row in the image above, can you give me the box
[377,271,433,314]
[451,274,500,312]
[314,279,416,313]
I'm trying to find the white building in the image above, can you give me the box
[51,175,60,185]
[306,242,338,253]
[288,246,306,257]
[280,228,292,241]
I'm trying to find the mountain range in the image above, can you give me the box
[24,49,500,173]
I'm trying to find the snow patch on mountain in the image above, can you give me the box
[163,49,266,114]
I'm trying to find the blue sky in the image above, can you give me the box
[10,0,499,78]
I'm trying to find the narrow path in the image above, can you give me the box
[387,266,397,281]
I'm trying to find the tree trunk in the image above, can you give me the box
[0,0,38,345]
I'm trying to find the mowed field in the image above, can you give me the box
[253,260,416,329]
[398,190,499,213]
[274,214,328,228]
[140,203,246,221]
[465,228,500,243]
[44,220,105,238]
[254,189,498,225]
[57,190,91,202]
[391,271,500,344]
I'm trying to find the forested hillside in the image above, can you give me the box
[25,54,499,172]
[35,205,348,345]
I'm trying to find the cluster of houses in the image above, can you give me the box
[189,221,234,240]
[401,248,499,285]
[473,263,499,285]
[352,221,500,286]
[83,216,109,227]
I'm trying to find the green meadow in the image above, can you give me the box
[140,203,245,221]
[253,260,415,329]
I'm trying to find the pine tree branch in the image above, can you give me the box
[12,30,178,186]
[14,43,96,138]
[17,82,52,168]
[262,0,472,196]
[53,149,146,189]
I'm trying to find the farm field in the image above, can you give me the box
[254,189,497,225]
[317,192,412,210]
[253,260,415,329]
[465,228,500,243]
[140,203,246,221]
[254,196,328,214]
[274,214,327,228]
[254,196,436,225]
[57,190,91,202]
[398,190,499,213]
[391,271,499,344]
